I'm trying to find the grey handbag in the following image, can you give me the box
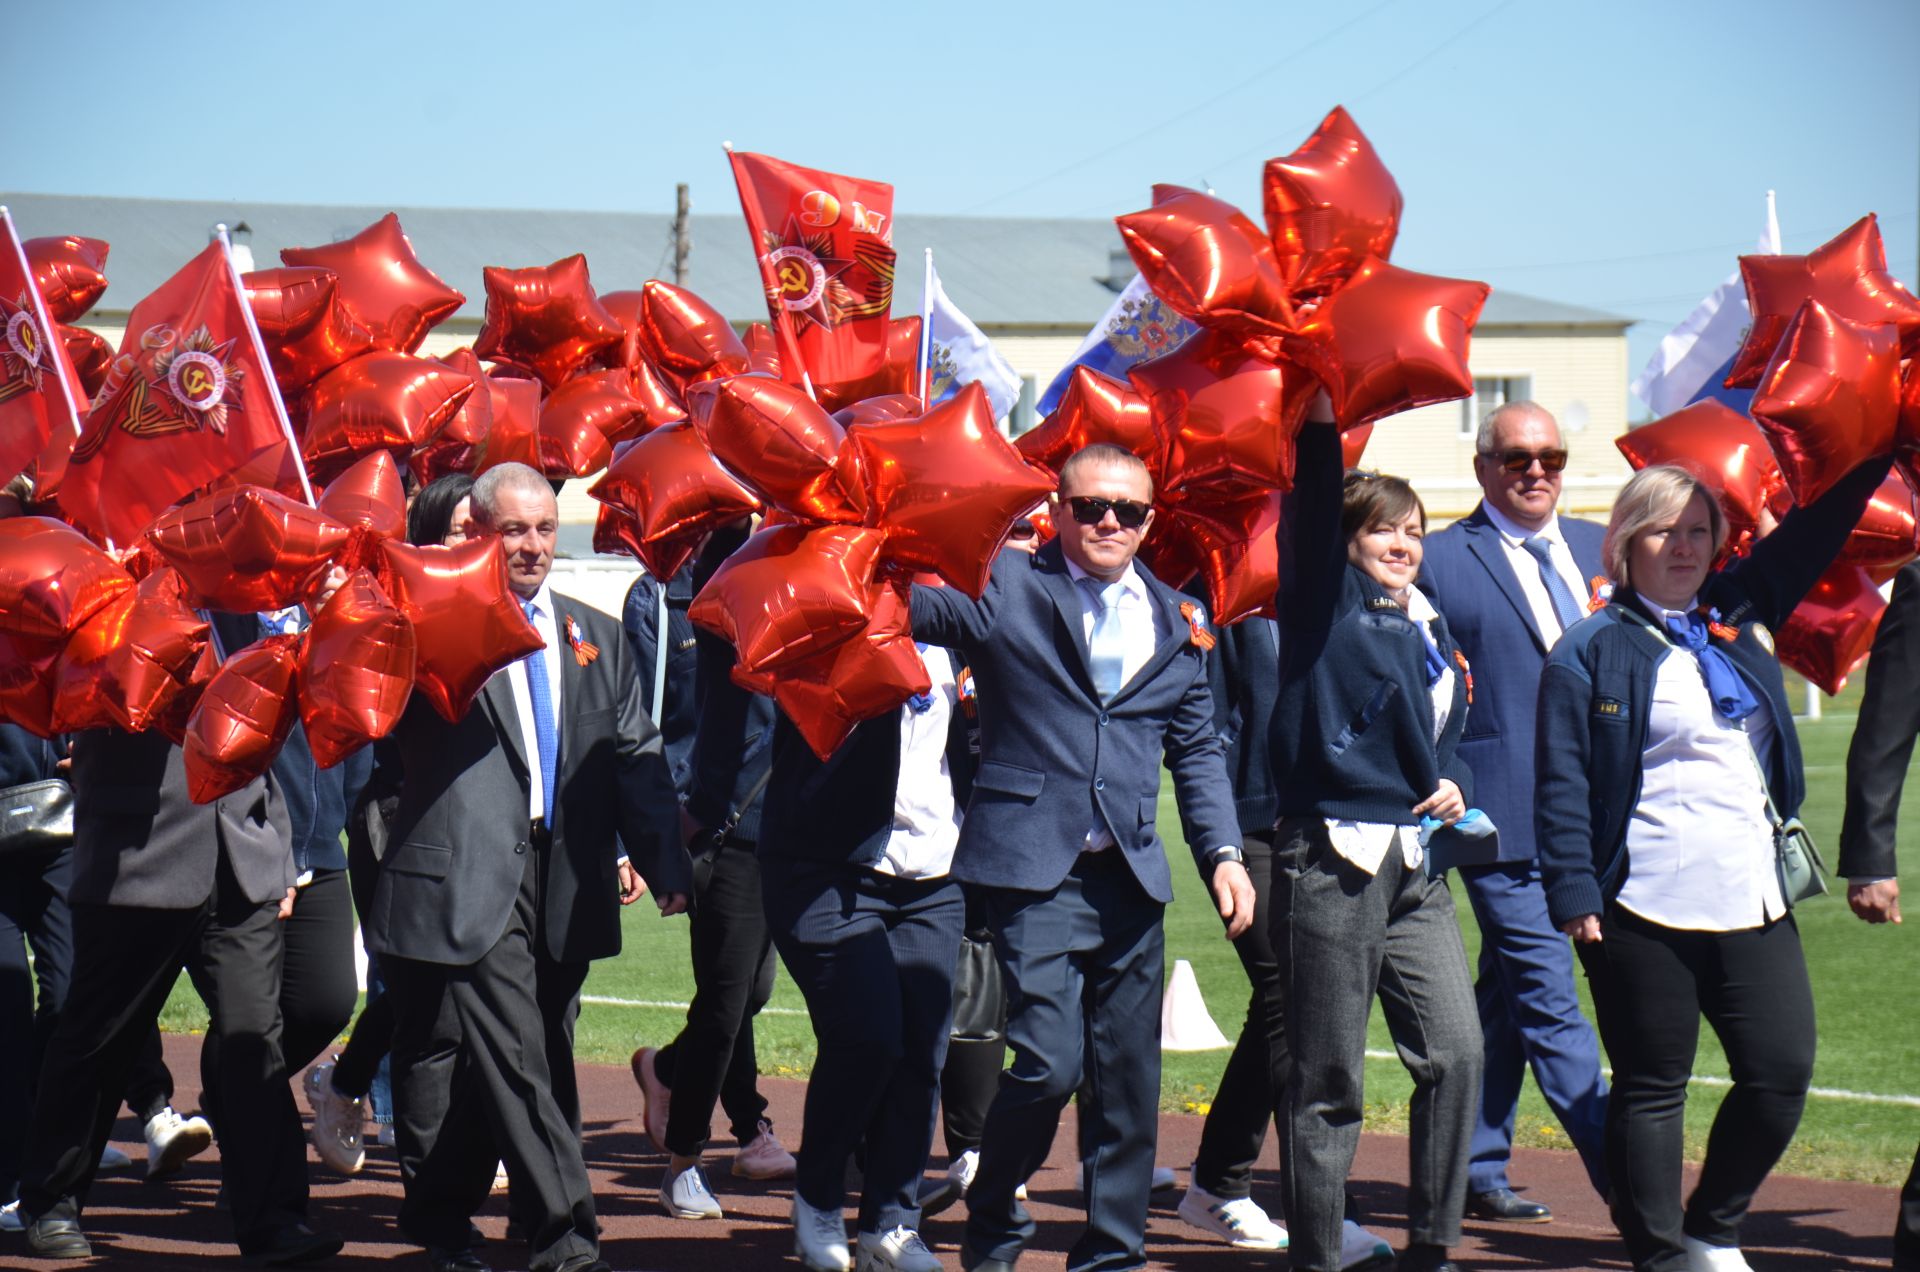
[0,779,74,860]
[1773,812,1829,905]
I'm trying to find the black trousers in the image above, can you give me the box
[385,842,595,1271]
[1898,1141,1920,1271]
[16,854,308,1252]
[1,843,74,1204]
[1578,904,1816,1272]
[969,850,1166,1272]
[762,853,964,1235]
[200,866,358,1131]
[335,820,396,1098]
[654,838,776,1155]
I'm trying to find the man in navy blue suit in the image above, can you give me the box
[910,443,1253,1272]
[1417,402,1611,1222]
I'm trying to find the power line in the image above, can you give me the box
[957,0,1403,216]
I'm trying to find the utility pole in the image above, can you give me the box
[672,183,690,286]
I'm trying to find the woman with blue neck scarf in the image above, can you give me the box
[1536,455,1891,1272]
[1267,413,1482,1272]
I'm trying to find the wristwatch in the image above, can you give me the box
[1204,845,1245,867]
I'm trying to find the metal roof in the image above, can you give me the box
[0,192,1633,331]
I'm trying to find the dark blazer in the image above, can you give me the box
[1419,504,1605,863]
[758,650,978,867]
[1840,558,1920,879]
[1536,456,1892,927]
[1197,607,1281,836]
[366,591,688,967]
[620,565,699,797]
[66,726,293,909]
[683,523,776,843]
[1269,421,1472,825]
[909,539,1238,903]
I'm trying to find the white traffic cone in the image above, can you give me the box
[1160,958,1231,1051]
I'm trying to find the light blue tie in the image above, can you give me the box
[522,599,558,824]
[1079,578,1126,700]
[1521,535,1586,633]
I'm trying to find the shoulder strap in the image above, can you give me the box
[650,575,669,728]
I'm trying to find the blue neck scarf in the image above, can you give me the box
[1663,611,1759,723]
[1419,624,1447,688]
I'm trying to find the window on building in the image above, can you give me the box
[1461,376,1533,440]
[1009,375,1038,437]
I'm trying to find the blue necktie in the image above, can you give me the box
[1664,611,1760,723]
[1079,578,1126,700]
[522,599,558,824]
[1521,535,1586,632]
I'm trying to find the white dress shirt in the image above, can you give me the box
[1480,502,1591,644]
[1615,594,1785,931]
[504,582,565,824]
[1324,584,1456,875]
[1064,557,1163,853]
[873,648,963,880]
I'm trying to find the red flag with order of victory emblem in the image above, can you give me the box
[0,207,88,494]
[727,149,897,389]
[60,232,308,546]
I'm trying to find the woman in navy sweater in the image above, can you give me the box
[1267,417,1482,1272]
[1536,455,1888,1272]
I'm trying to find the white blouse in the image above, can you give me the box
[1615,599,1785,931]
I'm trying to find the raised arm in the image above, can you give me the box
[1710,454,1894,630]
[1276,417,1348,639]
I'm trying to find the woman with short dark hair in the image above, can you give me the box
[1537,455,1890,1272]
[1267,413,1483,1272]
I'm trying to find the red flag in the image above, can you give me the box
[0,207,88,494]
[60,233,309,546]
[727,149,896,389]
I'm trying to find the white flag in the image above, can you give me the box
[1630,192,1782,417]
[921,251,1022,424]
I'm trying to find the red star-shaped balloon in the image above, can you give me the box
[474,254,625,390]
[1015,366,1161,478]
[588,421,762,576]
[183,632,304,803]
[687,374,864,522]
[23,235,110,324]
[688,523,886,674]
[1262,105,1404,297]
[635,280,753,389]
[1117,189,1294,356]
[147,487,352,612]
[0,517,133,641]
[318,450,410,543]
[544,368,660,453]
[301,351,477,480]
[1130,329,1313,497]
[0,630,62,735]
[1615,399,1784,544]
[300,569,417,767]
[1154,488,1283,626]
[244,267,378,396]
[1750,299,1901,506]
[1775,562,1886,695]
[754,582,931,761]
[1286,257,1489,431]
[1725,214,1920,389]
[1834,466,1920,575]
[51,566,208,733]
[473,374,543,473]
[840,382,1056,597]
[377,536,542,722]
[281,213,466,355]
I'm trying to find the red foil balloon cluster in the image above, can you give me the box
[1015,106,1488,625]
[11,235,115,496]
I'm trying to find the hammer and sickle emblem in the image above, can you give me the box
[778,260,809,295]
[182,365,214,397]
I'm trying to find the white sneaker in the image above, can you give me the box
[1684,1235,1755,1271]
[855,1225,941,1272]
[0,1200,22,1233]
[733,1119,797,1179]
[1340,1219,1396,1270]
[491,1160,510,1195]
[301,1063,366,1175]
[660,1161,723,1219]
[143,1106,213,1179]
[1176,1182,1287,1250]
[918,1147,978,1217]
[793,1193,852,1272]
[97,1144,133,1171]
[1151,1164,1178,1192]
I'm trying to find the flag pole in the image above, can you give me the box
[0,205,83,445]
[214,223,315,505]
[919,247,934,404]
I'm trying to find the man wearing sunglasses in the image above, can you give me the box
[1416,401,1611,1225]
[910,443,1252,1272]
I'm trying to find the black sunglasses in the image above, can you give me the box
[1066,496,1151,529]
[1007,518,1036,540]
[1493,448,1569,474]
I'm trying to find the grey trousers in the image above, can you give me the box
[1273,817,1483,1270]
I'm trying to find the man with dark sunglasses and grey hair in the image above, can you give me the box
[1416,401,1612,1225]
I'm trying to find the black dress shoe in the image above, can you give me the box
[1467,1186,1553,1223]
[1396,1243,1461,1272]
[242,1221,345,1266]
[960,1242,1017,1272]
[425,1246,491,1272]
[552,1257,611,1272]
[26,1211,93,1260]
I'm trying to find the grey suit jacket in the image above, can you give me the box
[365,592,689,967]
[910,540,1238,903]
[68,727,294,909]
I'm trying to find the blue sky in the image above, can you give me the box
[6,0,1917,397]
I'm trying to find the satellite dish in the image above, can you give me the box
[1564,401,1591,433]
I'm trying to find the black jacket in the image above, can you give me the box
[1536,455,1891,927]
[1269,421,1472,825]
[683,524,776,844]
[621,564,699,797]
[1196,604,1281,835]
[1840,558,1920,879]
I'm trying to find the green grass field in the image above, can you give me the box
[159,678,1920,1185]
